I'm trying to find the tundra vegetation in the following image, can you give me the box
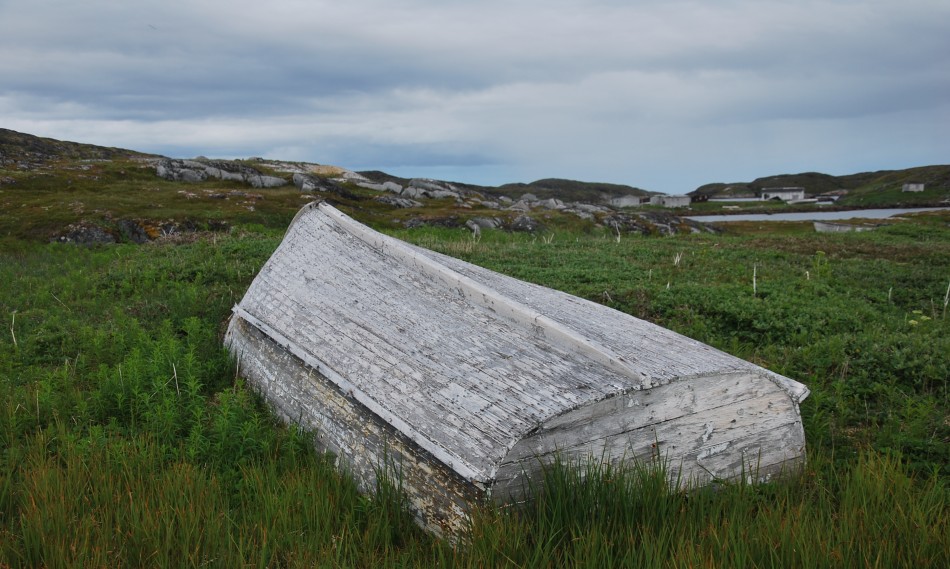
[0,141,946,566]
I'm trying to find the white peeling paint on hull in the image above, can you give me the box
[225,201,809,536]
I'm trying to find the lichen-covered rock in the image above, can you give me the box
[117,219,150,244]
[52,223,116,245]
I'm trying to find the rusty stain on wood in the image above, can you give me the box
[225,201,809,536]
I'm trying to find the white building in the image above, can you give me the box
[760,187,806,201]
[902,183,925,193]
[649,195,692,207]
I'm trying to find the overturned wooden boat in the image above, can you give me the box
[225,202,809,536]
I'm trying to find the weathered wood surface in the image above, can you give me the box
[225,201,809,535]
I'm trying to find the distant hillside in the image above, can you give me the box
[691,166,950,206]
[0,128,151,166]
[3,128,947,210]
[496,178,653,203]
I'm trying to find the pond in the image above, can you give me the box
[685,207,950,223]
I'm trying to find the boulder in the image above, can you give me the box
[204,167,245,182]
[293,173,320,192]
[156,159,208,183]
[570,203,610,214]
[117,219,150,244]
[156,158,287,188]
[374,195,422,208]
[507,214,541,232]
[52,223,116,245]
[409,178,453,193]
[538,198,566,210]
[402,186,427,199]
[507,200,532,212]
[247,174,287,189]
[465,217,502,232]
[426,189,460,199]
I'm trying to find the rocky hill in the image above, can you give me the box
[0,129,721,243]
[0,128,151,167]
[2,128,947,244]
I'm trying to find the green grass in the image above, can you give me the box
[0,158,947,566]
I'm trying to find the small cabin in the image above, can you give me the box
[902,183,925,193]
[759,187,806,201]
[649,194,692,208]
[225,202,809,536]
[609,195,646,208]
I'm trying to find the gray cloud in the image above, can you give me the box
[1,0,948,192]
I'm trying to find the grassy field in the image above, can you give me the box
[0,210,947,566]
[0,141,947,566]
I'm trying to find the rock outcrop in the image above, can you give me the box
[156,159,287,188]
[52,218,230,245]
[374,195,422,208]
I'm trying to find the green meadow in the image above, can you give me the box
[0,148,946,566]
[0,214,946,567]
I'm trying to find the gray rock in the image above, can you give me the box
[409,178,452,193]
[53,223,116,245]
[538,198,566,210]
[293,173,341,193]
[571,203,610,214]
[507,200,532,212]
[156,158,287,188]
[359,180,405,194]
[293,173,317,192]
[117,219,150,244]
[465,217,502,231]
[156,159,208,182]
[355,181,388,192]
[402,186,427,199]
[374,195,422,208]
[339,170,370,182]
[247,174,287,188]
[382,181,403,193]
[205,167,246,182]
[521,193,538,201]
[426,189,460,199]
[507,214,541,232]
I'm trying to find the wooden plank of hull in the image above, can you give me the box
[493,373,805,500]
[226,201,809,536]
[228,317,483,536]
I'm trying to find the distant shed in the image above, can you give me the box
[649,194,692,207]
[225,202,809,536]
[760,187,806,201]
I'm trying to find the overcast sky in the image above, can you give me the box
[1,0,947,193]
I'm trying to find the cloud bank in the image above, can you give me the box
[2,0,948,192]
